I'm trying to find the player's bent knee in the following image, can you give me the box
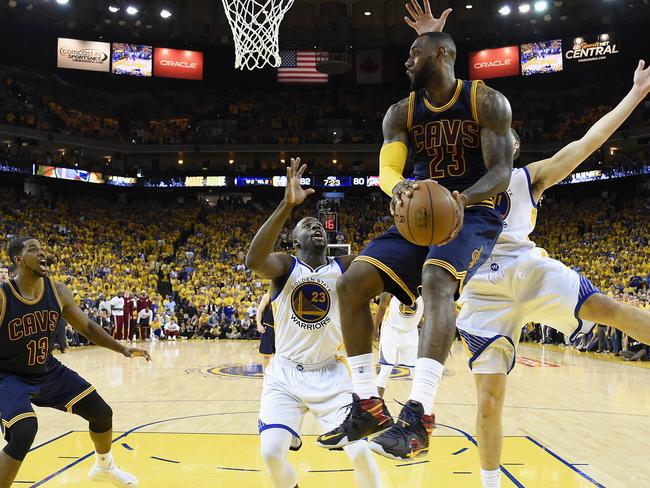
[2,417,38,461]
[72,391,113,433]
[421,266,457,299]
[336,263,382,306]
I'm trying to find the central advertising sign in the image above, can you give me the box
[154,48,204,80]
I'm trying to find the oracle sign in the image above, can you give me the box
[154,48,204,80]
[469,46,519,79]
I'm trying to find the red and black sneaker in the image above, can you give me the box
[368,400,435,460]
[316,393,394,449]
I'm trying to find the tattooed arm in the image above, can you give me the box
[461,82,514,206]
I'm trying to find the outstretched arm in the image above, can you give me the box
[245,157,314,279]
[56,283,151,360]
[527,60,650,201]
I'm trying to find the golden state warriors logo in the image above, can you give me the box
[495,191,511,220]
[398,302,418,318]
[290,278,332,330]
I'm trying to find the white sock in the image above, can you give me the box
[375,364,392,389]
[480,468,501,488]
[408,357,444,415]
[96,451,113,469]
[348,353,379,399]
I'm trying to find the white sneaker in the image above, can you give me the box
[88,462,138,487]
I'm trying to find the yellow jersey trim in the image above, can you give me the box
[423,258,467,296]
[2,412,37,429]
[423,79,462,113]
[0,287,6,328]
[471,80,484,124]
[353,256,416,305]
[65,385,96,413]
[467,197,496,209]
[407,91,415,131]
[7,278,45,305]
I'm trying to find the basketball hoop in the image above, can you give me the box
[221,0,295,70]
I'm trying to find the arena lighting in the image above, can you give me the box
[126,6,138,15]
[56,0,69,5]
[228,159,234,164]
[499,5,511,15]
[466,2,473,9]
[108,5,119,13]
[332,159,338,164]
[160,9,172,18]
[519,3,530,13]
[280,158,286,163]
[363,11,371,16]
[178,159,184,165]
[534,1,548,11]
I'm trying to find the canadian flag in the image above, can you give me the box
[355,49,383,84]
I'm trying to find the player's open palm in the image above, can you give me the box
[633,59,650,96]
[123,347,152,361]
[284,157,315,207]
[404,0,452,35]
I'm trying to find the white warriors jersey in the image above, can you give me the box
[383,296,424,332]
[271,256,344,365]
[491,167,539,257]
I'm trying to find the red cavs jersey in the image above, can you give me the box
[408,79,490,203]
[0,277,63,377]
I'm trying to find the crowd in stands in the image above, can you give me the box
[0,181,647,359]
[2,67,649,149]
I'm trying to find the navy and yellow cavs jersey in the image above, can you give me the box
[407,79,487,196]
[0,277,63,377]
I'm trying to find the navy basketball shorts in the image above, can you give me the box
[0,362,95,437]
[259,325,276,355]
[356,205,503,305]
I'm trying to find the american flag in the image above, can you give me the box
[277,50,328,84]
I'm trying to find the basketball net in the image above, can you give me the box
[221,0,295,70]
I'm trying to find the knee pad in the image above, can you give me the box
[3,417,38,461]
[72,391,113,433]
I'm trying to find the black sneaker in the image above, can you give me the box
[317,393,394,449]
[368,400,435,460]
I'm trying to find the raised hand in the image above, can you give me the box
[284,157,315,207]
[633,59,650,97]
[404,0,453,35]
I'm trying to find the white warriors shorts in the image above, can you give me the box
[456,248,600,375]
[258,354,353,450]
[378,323,418,369]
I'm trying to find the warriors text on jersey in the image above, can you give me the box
[0,277,63,378]
[408,79,488,196]
[492,167,538,257]
[271,257,344,365]
[383,296,424,332]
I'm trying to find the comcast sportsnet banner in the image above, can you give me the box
[564,33,620,65]
[154,48,204,80]
[57,38,110,72]
[469,46,519,79]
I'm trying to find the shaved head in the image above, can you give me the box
[415,32,456,62]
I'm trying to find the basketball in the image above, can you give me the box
[393,180,460,246]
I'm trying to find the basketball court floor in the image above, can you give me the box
[6,340,649,487]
